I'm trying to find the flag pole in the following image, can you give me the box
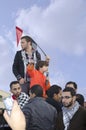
[16,26,47,56]
[31,38,47,56]
[36,44,47,56]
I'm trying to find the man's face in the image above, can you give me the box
[21,38,29,50]
[62,92,75,108]
[54,90,62,102]
[10,83,21,97]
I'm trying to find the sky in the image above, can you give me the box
[0,0,86,99]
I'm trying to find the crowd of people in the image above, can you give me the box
[0,35,86,130]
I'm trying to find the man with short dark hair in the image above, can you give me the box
[57,87,86,130]
[46,84,62,113]
[10,81,29,109]
[65,81,77,92]
[23,85,57,130]
[12,36,41,94]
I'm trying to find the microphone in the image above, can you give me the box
[45,71,49,85]
[46,71,49,77]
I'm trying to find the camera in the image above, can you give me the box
[3,97,13,115]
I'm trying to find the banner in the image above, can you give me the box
[16,26,23,46]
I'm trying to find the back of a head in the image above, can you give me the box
[76,93,85,106]
[30,84,43,97]
[46,85,62,98]
[36,60,49,70]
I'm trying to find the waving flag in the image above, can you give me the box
[15,26,46,56]
[16,26,23,46]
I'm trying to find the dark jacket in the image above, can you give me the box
[46,97,62,113]
[57,106,86,130]
[23,97,57,130]
[0,115,12,130]
[12,50,41,80]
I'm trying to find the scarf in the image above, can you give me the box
[21,50,37,81]
[62,101,80,130]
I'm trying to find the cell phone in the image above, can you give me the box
[3,97,13,115]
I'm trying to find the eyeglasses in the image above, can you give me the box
[61,96,72,99]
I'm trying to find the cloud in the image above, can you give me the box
[13,0,86,100]
[1,0,86,101]
[0,35,16,91]
[15,0,86,56]
[50,70,66,88]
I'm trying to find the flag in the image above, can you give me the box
[16,26,23,46]
[16,26,37,50]
[15,26,46,56]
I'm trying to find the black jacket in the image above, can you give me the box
[12,50,41,80]
[23,97,57,130]
[46,97,62,113]
[57,106,86,130]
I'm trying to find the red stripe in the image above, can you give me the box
[16,26,23,46]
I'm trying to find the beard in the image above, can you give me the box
[63,100,73,108]
[16,93,20,97]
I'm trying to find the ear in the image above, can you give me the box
[53,93,57,97]
[32,93,36,98]
[53,93,58,100]
[73,96,76,102]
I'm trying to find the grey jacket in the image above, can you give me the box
[23,97,57,130]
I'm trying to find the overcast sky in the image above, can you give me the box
[0,0,86,99]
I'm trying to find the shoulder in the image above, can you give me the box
[79,106,86,112]
[18,92,29,101]
[76,106,86,118]
[40,97,57,111]
[35,50,41,59]
[14,50,22,56]
[16,50,22,54]
[14,50,23,59]
[36,50,40,54]
[20,92,29,98]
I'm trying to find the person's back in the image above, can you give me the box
[23,85,57,130]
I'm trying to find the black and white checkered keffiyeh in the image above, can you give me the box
[18,92,30,109]
[62,101,80,130]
